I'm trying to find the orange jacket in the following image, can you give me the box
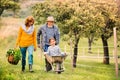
[16,26,37,49]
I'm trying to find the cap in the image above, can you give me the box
[47,16,54,22]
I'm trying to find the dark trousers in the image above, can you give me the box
[43,44,52,71]
[45,58,52,71]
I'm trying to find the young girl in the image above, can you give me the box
[15,16,37,72]
[44,37,65,56]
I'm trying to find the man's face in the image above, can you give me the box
[47,21,54,27]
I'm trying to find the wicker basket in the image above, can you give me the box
[7,55,19,65]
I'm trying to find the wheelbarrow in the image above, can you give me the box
[45,54,67,74]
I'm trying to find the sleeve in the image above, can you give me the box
[37,27,42,45]
[16,27,22,47]
[33,28,37,49]
[55,27,60,45]
[58,46,61,54]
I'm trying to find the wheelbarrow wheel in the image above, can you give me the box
[56,63,61,74]
[57,71,61,74]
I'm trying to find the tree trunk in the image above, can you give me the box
[73,38,79,68]
[88,37,93,53]
[88,38,92,51]
[0,8,4,16]
[101,35,109,64]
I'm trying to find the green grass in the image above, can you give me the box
[0,36,120,80]
[0,53,119,80]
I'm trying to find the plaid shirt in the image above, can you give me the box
[37,24,60,49]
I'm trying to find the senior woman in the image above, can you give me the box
[15,16,37,72]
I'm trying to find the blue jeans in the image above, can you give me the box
[43,44,49,52]
[20,45,34,67]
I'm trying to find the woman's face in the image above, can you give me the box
[28,20,34,26]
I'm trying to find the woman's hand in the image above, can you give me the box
[14,45,18,49]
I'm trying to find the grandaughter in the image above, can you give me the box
[44,37,66,56]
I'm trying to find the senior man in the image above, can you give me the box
[37,16,60,71]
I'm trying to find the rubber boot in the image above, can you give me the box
[29,64,34,72]
[22,66,25,72]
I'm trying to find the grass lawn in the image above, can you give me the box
[0,37,120,80]
[0,51,119,80]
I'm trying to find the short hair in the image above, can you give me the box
[49,37,56,43]
[25,16,34,26]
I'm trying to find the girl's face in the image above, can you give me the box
[50,39,56,46]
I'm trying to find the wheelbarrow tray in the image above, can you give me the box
[51,56,66,63]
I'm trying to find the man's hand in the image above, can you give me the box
[34,48,36,51]
[38,44,42,48]
[44,52,47,56]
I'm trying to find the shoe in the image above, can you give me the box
[46,68,52,72]
[29,64,34,72]
[46,64,52,72]
[22,66,25,72]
